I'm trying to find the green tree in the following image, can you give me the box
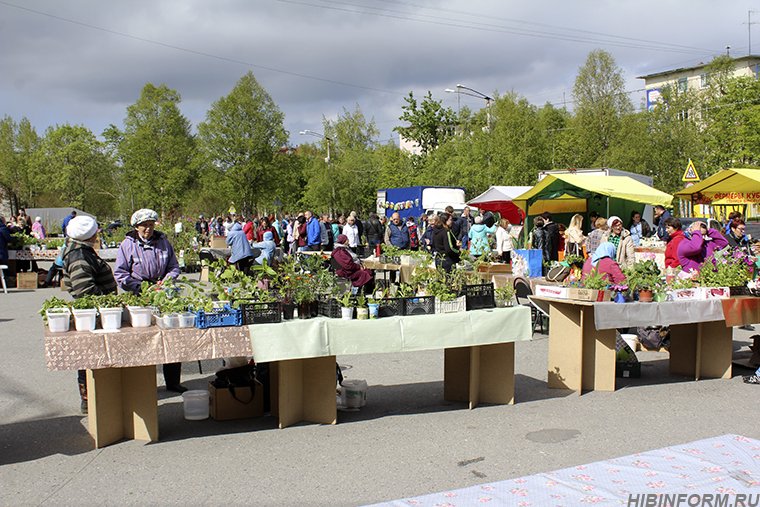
[301,105,379,214]
[197,72,288,213]
[0,116,41,214]
[32,124,116,216]
[571,49,633,166]
[395,91,456,154]
[112,83,197,217]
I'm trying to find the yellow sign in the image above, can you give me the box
[682,159,700,182]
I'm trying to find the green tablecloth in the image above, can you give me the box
[248,306,532,362]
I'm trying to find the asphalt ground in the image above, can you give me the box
[2,274,760,506]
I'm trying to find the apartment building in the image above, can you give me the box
[638,55,760,110]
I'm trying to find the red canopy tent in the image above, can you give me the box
[467,186,531,225]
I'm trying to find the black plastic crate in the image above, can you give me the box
[318,298,342,319]
[463,283,496,311]
[403,296,435,316]
[240,301,282,325]
[378,297,405,318]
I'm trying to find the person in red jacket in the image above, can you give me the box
[582,242,626,284]
[256,216,280,244]
[331,234,374,293]
[242,216,255,242]
[663,217,685,269]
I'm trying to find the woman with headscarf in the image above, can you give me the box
[251,231,277,265]
[564,214,586,257]
[606,215,635,269]
[114,209,185,393]
[62,215,117,413]
[581,242,626,284]
[31,216,46,239]
[226,218,254,274]
[331,234,374,293]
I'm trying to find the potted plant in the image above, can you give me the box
[97,293,125,331]
[40,296,72,333]
[355,293,369,320]
[609,284,629,304]
[623,260,663,302]
[698,248,754,295]
[494,285,515,307]
[70,295,99,331]
[338,291,355,320]
[367,295,380,319]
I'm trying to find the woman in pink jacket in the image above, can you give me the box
[677,221,728,273]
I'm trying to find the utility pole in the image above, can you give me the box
[745,10,758,55]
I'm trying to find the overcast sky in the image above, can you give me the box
[0,0,756,146]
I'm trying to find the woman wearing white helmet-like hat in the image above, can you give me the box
[114,209,185,392]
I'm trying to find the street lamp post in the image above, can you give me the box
[445,84,493,132]
[299,129,336,215]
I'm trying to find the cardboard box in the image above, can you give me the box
[209,381,264,421]
[670,287,730,300]
[534,285,610,302]
[210,236,227,249]
[16,272,37,289]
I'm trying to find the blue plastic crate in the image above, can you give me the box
[195,305,242,329]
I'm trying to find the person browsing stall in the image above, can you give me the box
[606,216,635,269]
[663,217,686,269]
[677,220,728,273]
[114,209,185,393]
[581,242,626,284]
[62,216,117,413]
[331,234,374,294]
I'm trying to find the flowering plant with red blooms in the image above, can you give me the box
[699,248,755,287]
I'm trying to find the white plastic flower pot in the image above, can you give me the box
[162,313,180,329]
[367,303,379,319]
[72,309,97,332]
[179,312,196,328]
[128,307,153,328]
[46,308,71,333]
[99,307,123,331]
[341,307,354,320]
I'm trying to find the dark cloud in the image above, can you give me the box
[0,0,754,143]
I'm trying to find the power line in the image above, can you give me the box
[0,0,401,97]
[282,0,717,55]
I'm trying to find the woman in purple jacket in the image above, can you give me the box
[114,209,185,393]
[677,221,729,273]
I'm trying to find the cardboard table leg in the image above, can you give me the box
[444,343,515,409]
[546,302,584,392]
[582,306,616,393]
[696,321,732,380]
[87,366,158,448]
[274,356,337,429]
[669,323,698,377]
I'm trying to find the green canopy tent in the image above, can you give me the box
[513,174,674,232]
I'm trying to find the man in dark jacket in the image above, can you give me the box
[365,213,384,247]
[541,212,560,262]
[0,217,11,263]
[654,205,672,242]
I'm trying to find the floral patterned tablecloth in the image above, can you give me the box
[369,434,760,506]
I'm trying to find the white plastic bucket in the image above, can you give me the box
[72,309,97,332]
[46,309,71,333]
[99,308,123,331]
[182,390,209,420]
[128,307,153,328]
[621,333,638,352]
[341,379,368,408]
[341,307,354,320]
[179,312,196,328]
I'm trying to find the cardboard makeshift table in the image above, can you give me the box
[248,306,532,429]
[530,296,733,394]
[44,325,252,448]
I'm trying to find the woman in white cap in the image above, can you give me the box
[62,215,117,413]
[114,208,185,392]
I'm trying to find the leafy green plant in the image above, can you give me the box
[564,253,585,267]
[338,291,355,308]
[356,293,366,308]
[581,268,609,290]
[494,285,515,305]
[40,297,71,321]
[623,260,663,292]
[698,248,754,287]
[69,295,99,309]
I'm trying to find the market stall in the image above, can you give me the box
[44,307,532,447]
[673,167,760,220]
[513,174,674,230]
[467,186,531,225]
